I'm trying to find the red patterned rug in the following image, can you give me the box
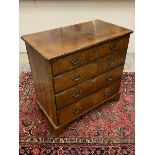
[19,72,135,155]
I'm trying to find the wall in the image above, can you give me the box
[19,0,134,54]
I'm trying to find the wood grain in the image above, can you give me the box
[21,20,133,60]
[21,20,133,135]
[54,49,127,93]
[26,44,58,125]
[58,80,121,125]
[55,65,124,110]
[51,36,129,76]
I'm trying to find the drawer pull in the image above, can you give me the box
[71,57,82,65]
[72,74,81,81]
[93,61,99,67]
[73,107,81,114]
[91,93,96,98]
[110,44,118,51]
[109,59,119,66]
[72,90,81,98]
[114,59,118,62]
[105,89,112,97]
[91,78,96,84]
[106,76,113,81]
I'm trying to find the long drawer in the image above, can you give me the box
[57,80,121,125]
[55,65,124,110]
[54,50,127,93]
[51,36,129,76]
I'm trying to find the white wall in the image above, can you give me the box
[19,0,134,54]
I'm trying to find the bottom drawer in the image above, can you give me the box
[57,80,121,125]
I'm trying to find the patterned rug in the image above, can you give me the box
[19,72,135,155]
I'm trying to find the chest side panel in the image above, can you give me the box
[26,44,58,126]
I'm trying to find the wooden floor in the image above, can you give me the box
[19,52,135,73]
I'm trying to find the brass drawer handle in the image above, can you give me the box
[106,76,113,81]
[72,90,81,98]
[109,59,119,66]
[72,74,81,81]
[114,59,118,62]
[71,57,82,65]
[93,61,100,67]
[91,78,96,84]
[105,89,112,97]
[110,44,118,51]
[91,93,96,98]
[73,107,81,114]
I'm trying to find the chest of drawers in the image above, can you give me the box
[21,20,133,135]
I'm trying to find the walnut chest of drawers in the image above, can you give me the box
[21,20,133,134]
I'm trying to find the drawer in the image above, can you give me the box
[51,36,129,76]
[57,80,121,125]
[55,65,124,110]
[54,50,126,93]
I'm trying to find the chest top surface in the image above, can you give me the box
[21,19,133,60]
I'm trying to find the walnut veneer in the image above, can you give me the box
[21,19,133,135]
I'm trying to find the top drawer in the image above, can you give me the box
[51,35,129,76]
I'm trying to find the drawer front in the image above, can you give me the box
[57,80,121,125]
[56,65,124,110]
[52,36,129,76]
[54,50,126,93]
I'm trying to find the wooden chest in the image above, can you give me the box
[21,20,133,135]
